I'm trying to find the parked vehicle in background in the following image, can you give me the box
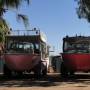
[3,29,49,77]
[61,35,90,77]
[49,55,61,73]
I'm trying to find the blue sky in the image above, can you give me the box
[4,0,90,55]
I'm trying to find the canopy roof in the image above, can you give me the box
[6,30,47,43]
[63,36,90,44]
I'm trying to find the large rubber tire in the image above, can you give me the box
[17,71,23,77]
[42,67,47,76]
[34,62,41,79]
[69,70,74,77]
[60,62,68,78]
[3,64,12,77]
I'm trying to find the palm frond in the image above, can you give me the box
[0,0,30,9]
[17,14,29,28]
[0,0,31,43]
[25,0,31,5]
[0,8,7,16]
[5,0,22,9]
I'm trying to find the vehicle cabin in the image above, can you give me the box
[61,36,90,77]
[3,30,49,77]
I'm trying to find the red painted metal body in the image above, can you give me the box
[4,54,40,71]
[62,53,90,72]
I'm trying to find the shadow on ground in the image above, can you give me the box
[0,73,90,87]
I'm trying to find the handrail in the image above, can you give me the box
[9,29,40,36]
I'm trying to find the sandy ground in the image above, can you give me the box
[0,73,90,90]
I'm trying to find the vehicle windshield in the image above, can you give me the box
[63,41,90,53]
[6,42,40,54]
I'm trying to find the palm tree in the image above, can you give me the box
[0,0,30,52]
[0,0,30,30]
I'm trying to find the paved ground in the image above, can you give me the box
[0,73,90,90]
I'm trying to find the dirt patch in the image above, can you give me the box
[0,73,90,90]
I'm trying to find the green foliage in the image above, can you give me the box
[0,29,5,43]
[76,0,90,22]
[0,17,9,42]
